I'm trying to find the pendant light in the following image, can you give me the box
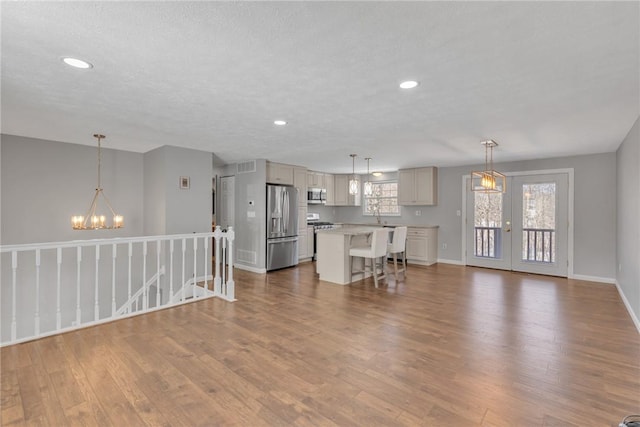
[71,134,124,230]
[348,154,359,195]
[363,157,373,197]
[471,139,506,193]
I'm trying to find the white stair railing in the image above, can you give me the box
[0,227,235,347]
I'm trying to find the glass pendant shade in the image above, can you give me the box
[71,134,124,230]
[349,178,359,195]
[471,140,506,193]
[348,154,359,195]
[363,157,373,196]
[363,181,373,196]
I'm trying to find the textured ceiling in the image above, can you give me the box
[1,1,638,173]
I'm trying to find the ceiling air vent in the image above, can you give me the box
[237,160,256,174]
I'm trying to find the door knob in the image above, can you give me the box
[505,220,511,233]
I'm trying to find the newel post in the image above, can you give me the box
[225,227,236,301]
[213,226,223,296]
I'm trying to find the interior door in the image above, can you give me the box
[466,172,569,276]
[219,176,235,230]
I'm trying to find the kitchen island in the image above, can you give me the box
[316,226,391,285]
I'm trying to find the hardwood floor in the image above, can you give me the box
[2,262,639,426]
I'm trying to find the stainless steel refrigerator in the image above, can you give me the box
[266,184,298,271]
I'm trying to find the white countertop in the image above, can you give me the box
[334,223,439,229]
[316,226,386,236]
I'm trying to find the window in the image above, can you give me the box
[363,181,401,217]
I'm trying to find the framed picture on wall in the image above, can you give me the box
[180,176,190,189]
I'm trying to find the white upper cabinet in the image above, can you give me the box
[332,174,361,206]
[324,174,335,206]
[266,162,294,185]
[293,167,308,206]
[398,167,438,206]
[307,171,325,189]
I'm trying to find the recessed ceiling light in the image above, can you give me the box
[372,172,383,177]
[399,80,419,89]
[62,57,93,69]
[274,120,287,126]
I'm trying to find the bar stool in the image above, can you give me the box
[349,228,389,288]
[387,226,407,280]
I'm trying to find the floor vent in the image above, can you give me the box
[237,249,257,264]
[237,160,256,174]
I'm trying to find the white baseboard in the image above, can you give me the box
[615,281,640,335]
[437,258,464,265]
[234,263,266,274]
[569,274,616,284]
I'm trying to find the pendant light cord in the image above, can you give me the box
[96,134,102,190]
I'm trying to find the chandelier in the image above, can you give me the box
[348,154,359,195]
[471,139,506,193]
[71,134,124,230]
[363,157,373,197]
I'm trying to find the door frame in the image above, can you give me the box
[461,168,575,277]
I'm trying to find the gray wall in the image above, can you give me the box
[229,160,268,271]
[162,145,212,235]
[1,134,145,341]
[143,145,212,236]
[616,116,640,327]
[330,152,617,280]
[1,136,214,341]
[143,147,167,236]
[1,134,144,245]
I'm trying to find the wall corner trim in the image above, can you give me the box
[569,274,616,284]
[436,259,464,265]
[234,263,267,274]
[615,281,640,335]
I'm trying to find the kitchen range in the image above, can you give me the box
[306,213,339,260]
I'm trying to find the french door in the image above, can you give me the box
[465,172,569,276]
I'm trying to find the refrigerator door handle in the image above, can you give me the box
[283,191,289,235]
[268,236,298,244]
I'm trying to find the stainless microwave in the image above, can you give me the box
[307,188,326,204]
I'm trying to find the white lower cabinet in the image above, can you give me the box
[298,206,310,260]
[299,232,308,260]
[307,226,314,258]
[405,227,438,265]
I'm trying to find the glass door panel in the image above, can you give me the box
[466,180,512,270]
[512,174,568,276]
[466,172,568,277]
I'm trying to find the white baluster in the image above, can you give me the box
[156,240,161,307]
[76,246,82,326]
[226,227,235,301]
[193,236,198,299]
[222,235,227,291]
[213,227,222,297]
[204,236,209,291]
[169,239,175,302]
[127,242,132,313]
[143,241,148,310]
[111,244,117,316]
[35,249,41,336]
[11,251,17,341]
[56,248,62,330]
[181,238,186,302]
[94,245,100,321]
